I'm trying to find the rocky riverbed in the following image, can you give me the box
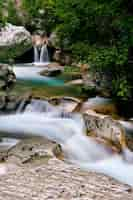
[0,137,133,200]
[1,62,133,199]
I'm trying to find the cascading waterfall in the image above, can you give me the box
[34,44,49,63]
[1,100,133,186]
[40,45,49,63]
[34,46,40,63]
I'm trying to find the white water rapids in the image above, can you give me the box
[0,103,133,186]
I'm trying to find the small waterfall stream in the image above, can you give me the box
[34,46,40,63]
[1,99,133,186]
[34,45,49,64]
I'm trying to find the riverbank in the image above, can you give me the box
[0,137,132,200]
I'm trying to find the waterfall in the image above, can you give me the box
[40,44,49,63]
[34,45,49,63]
[1,101,133,185]
[34,46,40,63]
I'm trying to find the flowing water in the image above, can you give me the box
[12,64,84,99]
[0,99,133,186]
[13,64,64,86]
[1,64,133,186]
[34,45,49,63]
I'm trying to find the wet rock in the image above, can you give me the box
[7,137,54,166]
[52,144,65,161]
[49,96,80,112]
[80,96,118,116]
[0,23,32,62]
[46,62,62,68]
[40,67,63,77]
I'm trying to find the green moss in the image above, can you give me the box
[0,42,32,63]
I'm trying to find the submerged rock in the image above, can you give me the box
[0,23,32,62]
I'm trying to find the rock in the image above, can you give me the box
[65,79,83,86]
[0,23,32,62]
[40,67,63,77]
[83,111,126,150]
[0,64,16,110]
[53,49,72,65]
[48,96,80,112]
[46,62,62,68]
[80,64,112,97]
[49,31,60,48]
[0,64,31,112]
[49,32,72,65]
[52,144,65,160]
[32,32,49,47]
[80,97,118,116]
[82,111,133,157]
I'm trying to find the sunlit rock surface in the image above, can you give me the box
[0,137,132,200]
[83,111,126,150]
[80,97,118,116]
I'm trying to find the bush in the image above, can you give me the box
[55,0,133,99]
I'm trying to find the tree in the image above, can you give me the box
[21,0,58,34]
[55,0,133,99]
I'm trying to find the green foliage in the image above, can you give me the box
[0,1,6,27]
[88,45,128,71]
[112,78,131,100]
[0,0,58,33]
[71,42,90,61]
[55,0,133,99]
[0,0,133,99]
[21,0,58,33]
[64,66,80,73]
[4,0,22,25]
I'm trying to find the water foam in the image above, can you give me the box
[0,111,133,186]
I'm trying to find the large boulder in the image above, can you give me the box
[83,111,133,152]
[0,23,32,62]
